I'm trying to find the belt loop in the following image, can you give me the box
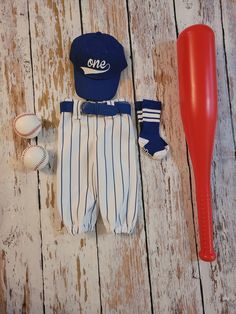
[75,100,82,120]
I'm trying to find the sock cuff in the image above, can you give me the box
[142,99,162,111]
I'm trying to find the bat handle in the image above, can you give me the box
[196,183,216,262]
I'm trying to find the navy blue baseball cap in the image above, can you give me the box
[70,32,127,101]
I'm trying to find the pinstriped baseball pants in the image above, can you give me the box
[56,101,140,234]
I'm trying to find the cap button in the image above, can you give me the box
[96,31,102,35]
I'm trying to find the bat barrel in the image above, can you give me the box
[177,24,217,262]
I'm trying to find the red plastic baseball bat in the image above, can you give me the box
[177,24,217,262]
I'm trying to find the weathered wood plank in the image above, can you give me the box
[175,0,236,313]
[28,1,100,313]
[221,0,236,148]
[128,0,204,313]
[0,1,43,313]
[81,1,152,313]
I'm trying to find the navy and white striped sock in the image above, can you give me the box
[135,99,169,159]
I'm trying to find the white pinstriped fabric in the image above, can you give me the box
[57,100,140,234]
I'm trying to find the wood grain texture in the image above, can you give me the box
[0,0,236,313]
[0,1,43,313]
[27,1,100,313]
[221,0,236,148]
[175,0,236,313]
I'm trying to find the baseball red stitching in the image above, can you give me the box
[22,145,47,171]
[34,146,48,170]
[13,113,41,138]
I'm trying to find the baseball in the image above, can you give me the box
[13,113,42,139]
[22,145,49,171]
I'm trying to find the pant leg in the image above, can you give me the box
[56,105,98,235]
[96,114,140,234]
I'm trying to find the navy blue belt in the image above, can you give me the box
[60,100,131,116]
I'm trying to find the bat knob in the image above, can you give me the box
[199,250,216,262]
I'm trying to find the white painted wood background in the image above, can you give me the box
[0,0,235,313]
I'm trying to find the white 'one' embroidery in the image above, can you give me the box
[80,58,111,75]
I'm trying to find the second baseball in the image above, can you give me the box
[22,145,49,171]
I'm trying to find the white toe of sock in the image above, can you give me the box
[138,137,149,147]
[153,145,169,160]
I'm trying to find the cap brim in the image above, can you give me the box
[73,68,121,101]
